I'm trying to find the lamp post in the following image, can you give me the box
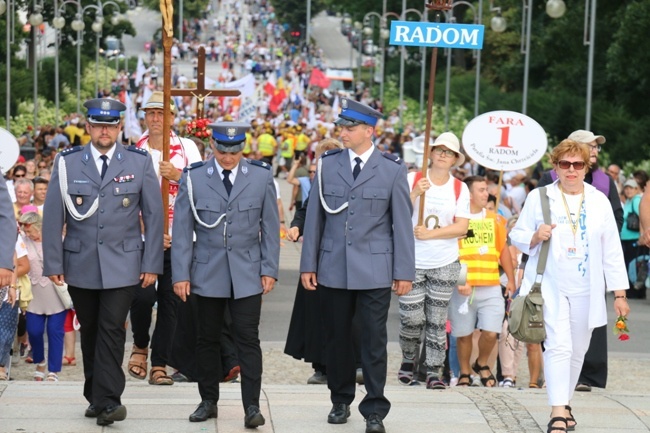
[399,7,426,129]
[521,0,566,114]
[584,0,596,130]
[344,16,352,69]
[28,1,44,131]
[354,21,362,86]
[0,0,11,130]
[443,1,480,130]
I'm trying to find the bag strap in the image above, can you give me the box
[535,187,552,286]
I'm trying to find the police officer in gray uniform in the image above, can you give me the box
[172,122,280,427]
[42,98,163,426]
[300,98,415,433]
[0,175,16,288]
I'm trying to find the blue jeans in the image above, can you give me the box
[26,310,67,372]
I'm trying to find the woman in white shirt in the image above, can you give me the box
[397,132,470,389]
[510,139,630,433]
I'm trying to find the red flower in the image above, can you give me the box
[618,334,630,341]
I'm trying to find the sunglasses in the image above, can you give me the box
[308,170,316,174]
[557,160,586,170]
[14,173,25,178]
[19,223,32,229]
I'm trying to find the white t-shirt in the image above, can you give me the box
[408,172,471,269]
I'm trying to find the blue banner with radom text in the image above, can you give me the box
[389,21,484,50]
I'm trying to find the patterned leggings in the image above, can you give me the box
[398,261,461,373]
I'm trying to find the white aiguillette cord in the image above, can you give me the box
[317,157,348,214]
[187,171,227,230]
[58,156,99,221]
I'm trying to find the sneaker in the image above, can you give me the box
[449,377,459,387]
[500,377,515,388]
[171,372,193,383]
[397,358,415,385]
[307,371,328,385]
[426,375,446,390]
[470,375,481,387]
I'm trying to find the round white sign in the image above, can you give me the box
[0,128,20,175]
[462,110,548,171]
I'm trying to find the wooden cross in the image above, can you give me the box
[170,46,240,119]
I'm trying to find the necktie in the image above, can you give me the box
[100,155,108,180]
[352,157,362,180]
[222,169,232,196]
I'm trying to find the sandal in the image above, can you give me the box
[530,382,540,389]
[149,366,174,385]
[127,345,148,380]
[471,361,496,387]
[456,373,472,387]
[34,361,46,382]
[565,405,577,431]
[397,358,415,385]
[62,356,76,366]
[46,372,59,382]
[547,416,567,433]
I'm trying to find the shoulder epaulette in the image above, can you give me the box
[247,159,271,170]
[60,146,82,156]
[183,161,206,172]
[322,148,343,158]
[126,145,149,156]
[382,152,402,164]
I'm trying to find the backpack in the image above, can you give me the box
[411,172,462,202]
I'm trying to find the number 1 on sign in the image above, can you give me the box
[496,126,512,148]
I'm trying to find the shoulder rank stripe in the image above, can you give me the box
[247,159,271,170]
[382,152,402,164]
[184,161,206,172]
[60,146,83,156]
[321,148,343,158]
[126,145,149,156]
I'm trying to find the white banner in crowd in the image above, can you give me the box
[462,110,548,171]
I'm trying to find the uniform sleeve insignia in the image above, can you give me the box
[183,161,206,172]
[126,145,149,156]
[322,148,343,158]
[60,146,83,156]
[247,159,271,170]
[382,152,402,164]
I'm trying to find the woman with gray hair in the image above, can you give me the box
[19,212,67,382]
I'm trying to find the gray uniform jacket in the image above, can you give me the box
[42,144,164,289]
[0,176,17,270]
[300,147,415,289]
[171,158,280,299]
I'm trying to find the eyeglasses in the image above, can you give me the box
[587,144,602,152]
[13,173,25,178]
[557,160,586,170]
[432,147,457,158]
[37,164,47,169]
[308,170,316,174]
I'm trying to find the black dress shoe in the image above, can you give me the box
[365,414,386,433]
[328,403,351,424]
[84,404,98,418]
[96,405,127,426]
[189,400,218,422]
[244,405,265,428]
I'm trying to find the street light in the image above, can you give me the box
[398,7,427,130]
[354,21,362,86]
[2,0,14,130]
[521,0,565,114]
[29,1,44,131]
[443,1,481,129]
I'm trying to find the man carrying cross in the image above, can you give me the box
[127,91,202,386]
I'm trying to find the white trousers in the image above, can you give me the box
[544,292,593,406]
